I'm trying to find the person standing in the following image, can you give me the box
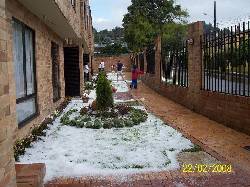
[98,62,102,72]
[84,64,89,81]
[130,64,143,89]
[116,60,124,81]
[101,61,105,71]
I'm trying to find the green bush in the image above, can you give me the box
[96,72,114,111]
[113,118,125,128]
[129,108,148,125]
[85,81,95,90]
[103,120,113,129]
[85,121,94,128]
[124,119,134,127]
[93,119,103,129]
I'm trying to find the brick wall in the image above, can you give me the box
[6,0,66,140]
[0,0,17,186]
[55,0,81,38]
[142,22,250,136]
[92,54,132,73]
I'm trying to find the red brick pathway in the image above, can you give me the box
[131,82,250,175]
[114,92,133,101]
[45,170,250,187]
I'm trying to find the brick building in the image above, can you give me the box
[0,0,94,186]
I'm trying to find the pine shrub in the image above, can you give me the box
[96,72,114,110]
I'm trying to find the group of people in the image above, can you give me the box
[84,60,143,89]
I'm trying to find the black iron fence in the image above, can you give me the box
[139,53,144,71]
[146,45,155,74]
[161,42,188,87]
[202,22,250,97]
[135,54,139,68]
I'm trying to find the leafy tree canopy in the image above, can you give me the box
[123,0,188,52]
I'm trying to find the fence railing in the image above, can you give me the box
[202,22,250,97]
[139,53,144,71]
[161,42,188,87]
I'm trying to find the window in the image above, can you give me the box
[51,42,60,102]
[12,18,37,126]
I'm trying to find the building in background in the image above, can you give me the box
[0,0,94,186]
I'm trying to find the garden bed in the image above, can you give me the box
[18,73,196,182]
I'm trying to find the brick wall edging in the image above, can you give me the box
[142,76,250,136]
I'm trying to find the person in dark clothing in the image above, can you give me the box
[116,60,124,81]
[130,64,143,89]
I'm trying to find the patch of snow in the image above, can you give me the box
[107,73,129,93]
[107,72,125,82]
[114,99,136,103]
[19,100,193,182]
[112,81,129,93]
[18,74,194,182]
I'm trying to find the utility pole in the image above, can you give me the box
[214,1,217,30]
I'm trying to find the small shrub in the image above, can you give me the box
[85,81,95,90]
[96,72,114,111]
[113,118,125,128]
[124,119,134,127]
[93,119,102,129]
[76,119,85,128]
[99,111,118,119]
[60,109,78,125]
[85,121,94,128]
[103,120,113,129]
[81,116,92,122]
[129,108,148,125]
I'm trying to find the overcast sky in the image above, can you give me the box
[90,0,250,31]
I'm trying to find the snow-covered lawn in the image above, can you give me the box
[108,72,129,93]
[18,73,194,182]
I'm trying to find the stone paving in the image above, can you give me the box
[45,75,250,187]
[45,170,250,187]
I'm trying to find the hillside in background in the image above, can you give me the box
[94,27,129,56]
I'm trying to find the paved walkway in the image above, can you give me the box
[131,81,250,175]
[45,170,250,187]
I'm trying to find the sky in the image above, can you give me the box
[89,0,250,31]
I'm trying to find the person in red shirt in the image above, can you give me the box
[130,64,144,89]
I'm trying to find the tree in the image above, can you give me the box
[162,23,187,51]
[124,15,156,51]
[123,0,188,51]
[96,72,114,110]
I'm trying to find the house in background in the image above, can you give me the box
[0,0,94,186]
